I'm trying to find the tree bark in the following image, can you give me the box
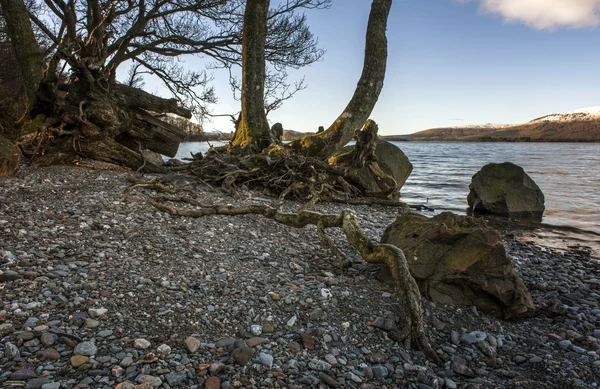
[231,0,275,151]
[0,0,43,110]
[289,0,391,158]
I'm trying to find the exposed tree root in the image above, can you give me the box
[139,189,441,364]
[186,150,362,203]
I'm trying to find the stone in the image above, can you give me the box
[184,336,201,353]
[309,359,332,371]
[451,355,474,377]
[232,346,253,365]
[381,212,535,319]
[9,369,38,380]
[319,372,340,388]
[209,361,226,374]
[41,383,61,389]
[140,150,165,167]
[39,348,61,360]
[115,383,136,389]
[40,332,55,346]
[460,331,487,344]
[205,376,221,389]
[71,355,90,367]
[137,375,162,387]
[5,342,20,360]
[165,372,187,386]
[467,162,545,217]
[259,352,274,368]
[156,344,171,355]
[120,356,134,367]
[0,135,21,177]
[134,338,151,349]
[74,341,97,356]
[0,270,22,281]
[87,308,108,317]
[301,332,316,350]
[330,138,413,196]
[112,365,124,378]
[246,337,266,348]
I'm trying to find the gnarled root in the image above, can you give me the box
[144,193,440,364]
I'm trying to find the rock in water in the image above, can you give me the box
[381,212,535,319]
[467,162,545,217]
[0,135,21,177]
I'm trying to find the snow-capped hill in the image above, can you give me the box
[450,123,514,129]
[530,106,600,123]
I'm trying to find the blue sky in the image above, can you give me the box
[133,0,600,135]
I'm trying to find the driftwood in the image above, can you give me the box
[126,180,440,364]
[18,81,188,172]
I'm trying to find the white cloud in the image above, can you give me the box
[461,0,600,29]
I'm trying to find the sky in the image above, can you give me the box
[131,0,600,135]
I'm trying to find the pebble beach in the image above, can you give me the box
[1,164,599,389]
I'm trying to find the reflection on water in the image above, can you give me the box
[172,141,600,252]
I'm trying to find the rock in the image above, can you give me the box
[232,346,253,365]
[184,336,201,353]
[41,383,61,389]
[84,318,100,328]
[451,355,474,377]
[467,162,545,217]
[0,135,21,177]
[9,369,38,380]
[330,138,413,197]
[205,376,221,389]
[115,383,136,389]
[309,359,332,371]
[134,338,151,349]
[71,355,90,367]
[259,352,274,368]
[137,374,162,388]
[5,342,20,360]
[38,348,61,360]
[250,324,262,335]
[87,308,108,317]
[74,341,97,356]
[165,372,187,386]
[0,270,22,282]
[209,361,226,374]
[246,337,266,348]
[460,331,487,344]
[156,344,171,355]
[141,149,165,167]
[40,332,55,346]
[381,212,535,319]
[301,332,316,350]
[319,372,340,388]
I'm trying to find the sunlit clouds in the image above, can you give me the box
[457,0,600,29]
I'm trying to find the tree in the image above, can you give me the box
[0,0,42,110]
[230,0,274,150]
[289,0,391,158]
[1,0,329,170]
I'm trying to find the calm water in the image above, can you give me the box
[173,141,600,252]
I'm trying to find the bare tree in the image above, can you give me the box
[289,0,391,158]
[230,0,273,150]
[1,0,329,170]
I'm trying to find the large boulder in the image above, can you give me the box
[331,139,413,197]
[0,135,21,177]
[467,162,545,217]
[381,212,534,319]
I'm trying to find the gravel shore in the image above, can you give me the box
[1,164,599,389]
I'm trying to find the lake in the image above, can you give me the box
[172,141,600,253]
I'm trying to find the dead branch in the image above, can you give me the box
[144,192,440,364]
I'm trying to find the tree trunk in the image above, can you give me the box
[0,0,43,110]
[289,0,391,158]
[231,0,274,151]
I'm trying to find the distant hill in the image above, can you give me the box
[393,107,600,142]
